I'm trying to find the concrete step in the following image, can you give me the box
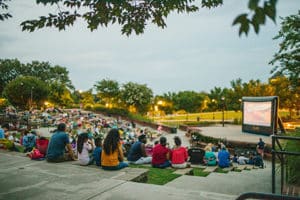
[203,166,218,173]
[173,168,193,175]
[90,181,237,200]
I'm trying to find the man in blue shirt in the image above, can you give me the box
[46,123,76,162]
[218,146,230,168]
[127,134,152,164]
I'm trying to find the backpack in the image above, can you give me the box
[28,149,45,160]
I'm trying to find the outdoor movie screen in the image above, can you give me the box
[242,96,278,135]
[243,101,272,127]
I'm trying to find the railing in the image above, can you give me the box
[236,192,299,200]
[236,134,300,200]
[271,135,300,194]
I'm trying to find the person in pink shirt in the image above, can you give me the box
[151,136,171,168]
[171,136,189,168]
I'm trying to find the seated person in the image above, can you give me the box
[101,129,128,170]
[204,146,217,166]
[237,153,249,165]
[218,146,230,168]
[188,148,205,164]
[253,153,264,168]
[23,130,36,153]
[77,133,94,166]
[171,136,189,168]
[36,136,49,155]
[46,123,76,162]
[152,136,171,168]
[127,134,152,164]
[0,123,13,150]
[93,137,102,166]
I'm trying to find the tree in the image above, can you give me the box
[24,61,74,90]
[17,0,277,36]
[0,58,22,96]
[120,82,153,114]
[153,95,174,115]
[0,0,12,21]
[269,76,299,118]
[94,79,120,106]
[80,89,95,108]
[3,76,49,110]
[0,59,74,95]
[269,11,300,89]
[173,91,203,113]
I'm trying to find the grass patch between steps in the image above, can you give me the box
[187,168,210,177]
[232,168,242,172]
[215,167,229,173]
[129,164,181,185]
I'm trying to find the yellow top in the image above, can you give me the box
[101,142,124,167]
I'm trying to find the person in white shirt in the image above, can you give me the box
[77,133,94,165]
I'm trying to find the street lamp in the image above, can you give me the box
[221,97,225,127]
[30,86,34,110]
[212,99,215,120]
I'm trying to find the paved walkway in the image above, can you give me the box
[1,149,283,200]
[0,150,236,200]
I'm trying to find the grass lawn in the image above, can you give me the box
[189,168,210,177]
[214,167,229,173]
[232,168,242,172]
[129,165,181,185]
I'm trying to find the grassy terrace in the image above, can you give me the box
[129,165,181,185]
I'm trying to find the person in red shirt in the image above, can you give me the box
[151,136,171,168]
[171,136,189,168]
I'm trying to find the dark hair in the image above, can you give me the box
[1,123,9,130]
[174,136,181,146]
[138,134,146,142]
[103,129,120,155]
[77,133,89,154]
[94,137,102,147]
[160,136,167,146]
[57,123,66,132]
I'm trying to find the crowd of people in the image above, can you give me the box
[0,108,266,170]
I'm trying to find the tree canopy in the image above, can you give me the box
[269,11,300,89]
[0,0,277,36]
[3,76,49,110]
[0,59,74,96]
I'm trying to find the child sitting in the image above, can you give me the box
[93,137,102,166]
[77,133,94,166]
[204,145,217,166]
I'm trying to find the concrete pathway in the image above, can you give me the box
[166,161,280,196]
[0,150,237,200]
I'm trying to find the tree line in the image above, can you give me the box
[0,58,298,118]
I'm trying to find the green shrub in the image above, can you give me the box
[285,131,300,185]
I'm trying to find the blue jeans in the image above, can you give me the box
[152,160,171,168]
[102,162,129,170]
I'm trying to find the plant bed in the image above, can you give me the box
[186,168,210,177]
[129,165,181,185]
[232,167,242,172]
[215,167,229,173]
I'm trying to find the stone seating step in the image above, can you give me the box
[222,166,234,172]
[173,168,193,175]
[203,166,218,173]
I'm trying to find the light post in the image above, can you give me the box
[30,86,34,110]
[212,99,215,120]
[221,97,225,127]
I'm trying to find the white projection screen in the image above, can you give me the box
[243,101,272,127]
[242,96,278,135]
